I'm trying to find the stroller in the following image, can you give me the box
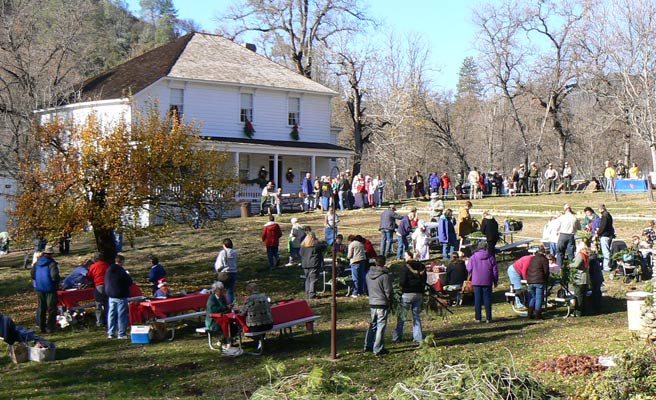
[609,250,642,283]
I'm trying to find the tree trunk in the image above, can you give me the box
[94,227,117,262]
[651,144,656,174]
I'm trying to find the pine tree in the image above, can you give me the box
[456,57,483,98]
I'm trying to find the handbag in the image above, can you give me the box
[461,273,474,294]
[217,270,230,282]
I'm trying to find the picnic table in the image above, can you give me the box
[58,283,143,309]
[129,291,210,325]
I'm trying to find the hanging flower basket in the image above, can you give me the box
[290,124,299,141]
[243,118,255,138]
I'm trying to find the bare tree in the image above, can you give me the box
[0,0,96,178]
[580,0,656,173]
[218,0,371,79]
[474,0,532,166]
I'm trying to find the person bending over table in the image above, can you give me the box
[241,282,273,333]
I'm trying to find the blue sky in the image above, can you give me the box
[125,0,480,91]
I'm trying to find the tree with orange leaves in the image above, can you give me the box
[10,108,236,260]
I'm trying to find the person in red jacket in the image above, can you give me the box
[86,253,110,327]
[261,215,283,270]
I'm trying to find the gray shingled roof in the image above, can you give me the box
[169,34,336,95]
[79,32,335,101]
[201,136,351,153]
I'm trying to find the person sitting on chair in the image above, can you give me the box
[445,252,468,291]
[240,282,273,332]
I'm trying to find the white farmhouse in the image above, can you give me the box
[39,32,350,210]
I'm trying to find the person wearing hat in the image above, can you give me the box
[154,278,169,298]
[544,163,559,193]
[427,192,445,220]
[528,162,540,194]
[517,163,527,194]
[379,204,401,257]
[31,245,60,333]
[562,161,573,192]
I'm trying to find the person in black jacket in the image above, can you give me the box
[392,250,427,343]
[299,231,325,299]
[596,204,614,271]
[480,211,500,252]
[526,246,549,319]
[105,254,133,339]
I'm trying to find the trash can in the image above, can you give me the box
[626,291,651,330]
[240,202,251,218]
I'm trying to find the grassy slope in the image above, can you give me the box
[0,192,652,399]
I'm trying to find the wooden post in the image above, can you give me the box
[612,177,618,202]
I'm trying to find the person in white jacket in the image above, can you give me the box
[214,238,238,304]
[411,222,430,261]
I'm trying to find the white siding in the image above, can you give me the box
[134,79,333,143]
[40,101,131,128]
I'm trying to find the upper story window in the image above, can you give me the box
[240,93,253,122]
[288,96,300,126]
[169,88,184,120]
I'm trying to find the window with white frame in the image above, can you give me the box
[240,93,253,122]
[288,96,300,126]
[169,88,184,119]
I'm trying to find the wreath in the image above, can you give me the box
[243,117,255,138]
[290,124,299,141]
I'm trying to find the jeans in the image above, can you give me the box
[36,291,58,332]
[393,293,423,342]
[224,272,237,304]
[321,196,329,210]
[266,245,280,269]
[473,285,492,322]
[364,307,389,354]
[506,265,524,307]
[289,247,300,263]
[528,283,545,310]
[303,267,319,298]
[397,235,409,260]
[380,229,394,256]
[606,177,613,192]
[94,284,107,326]
[338,191,346,210]
[556,233,575,268]
[549,242,557,256]
[107,297,128,337]
[442,188,449,199]
[351,260,368,296]
[441,240,456,260]
[600,236,612,271]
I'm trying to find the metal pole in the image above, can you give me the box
[330,166,339,360]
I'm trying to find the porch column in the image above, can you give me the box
[311,155,316,179]
[233,152,240,177]
[273,153,279,188]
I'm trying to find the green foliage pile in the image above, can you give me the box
[391,347,556,400]
[251,362,366,399]
[573,345,656,400]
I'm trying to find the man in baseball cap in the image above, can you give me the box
[31,245,60,333]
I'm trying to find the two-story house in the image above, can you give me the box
[38,32,350,209]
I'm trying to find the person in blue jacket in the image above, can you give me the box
[147,255,166,295]
[438,209,458,260]
[30,246,60,333]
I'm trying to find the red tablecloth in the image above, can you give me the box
[210,299,315,335]
[57,283,143,308]
[130,292,210,324]
[209,312,241,337]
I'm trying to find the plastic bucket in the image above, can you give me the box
[627,291,651,330]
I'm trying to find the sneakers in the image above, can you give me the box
[117,335,128,340]
[107,335,114,339]
[374,349,389,356]
[285,262,294,267]
[350,294,358,298]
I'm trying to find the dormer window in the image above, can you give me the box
[240,93,253,122]
[169,88,184,120]
[288,96,300,126]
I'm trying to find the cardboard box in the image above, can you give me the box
[130,325,151,344]
[28,344,56,362]
[9,343,29,363]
